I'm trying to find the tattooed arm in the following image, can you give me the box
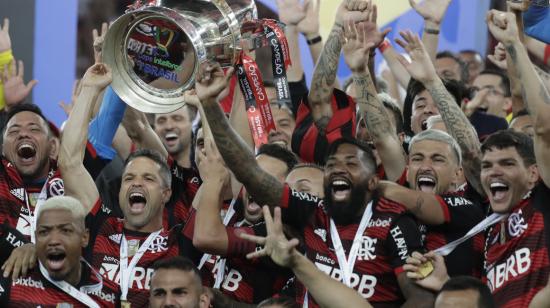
[308,0,370,133]
[395,30,483,196]
[195,63,284,208]
[487,10,550,186]
[342,19,404,180]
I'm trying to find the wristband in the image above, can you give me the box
[424,28,440,35]
[306,35,322,45]
[378,39,391,53]
[544,44,550,65]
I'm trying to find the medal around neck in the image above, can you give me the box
[102,0,265,114]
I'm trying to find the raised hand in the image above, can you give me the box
[486,10,520,46]
[487,42,507,70]
[0,18,11,53]
[463,88,490,117]
[196,135,230,185]
[80,62,112,90]
[195,61,233,103]
[403,251,449,292]
[507,0,531,12]
[2,59,38,108]
[276,0,306,26]
[335,0,371,25]
[58,79,82,116]
[343,20,373,72]
[240,206,300,268]
[92,22,109,63]
[395,30,438,84]
[297,0,321,37]
[409,0,452,24]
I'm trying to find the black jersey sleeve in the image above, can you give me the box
[279,185,320,229]
[386,214,424,275]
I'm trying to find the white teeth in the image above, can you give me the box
[418,177,435,184]
[332,180,348,186]
[490,182,508,188]
[165,132,178,139]
[130,192,144,198]
[18,143,34,151]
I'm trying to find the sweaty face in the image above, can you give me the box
[411,90,440,135]
[119,157,171,231]
[36,209,88,283]
[155,107,193,157]
[243,154,288,223]
[471,74,510,118]
[150,268,208,308]
[324,143,374,225]
[435,57,462,82]
[510,116,535,138]
[286,167,324,198]
[481,147,538,213]
[407,139,461,195]
[2,111,54,181]
[435,289,480,308]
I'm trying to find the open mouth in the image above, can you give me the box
[164,132,179,144]
[246,195,262,215]
[416,176,437,193]
[421,120,428,131]
[46,251,66,271]
[17,143,37,162]
[330,179,351,201]
[489,182,509,202]
[129,192,147,214]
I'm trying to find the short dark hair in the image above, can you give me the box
[439,276,495,308]
[152,256,201,280]
[3,103,52,137]
[325,137,377,173]
[291,163,324,173]
[477,69,511,97]
[380,95,404,134]
[436,51,469,83]
[125,149,172,187]
[403,78,466,136]
[257,296,299,308]
[481,130,535,166]
[257,143,299,175]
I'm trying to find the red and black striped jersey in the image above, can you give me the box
[483,182,550,308]
[0,262,119,307]
[0,158,64,240]
[164,157,201,228]
[85,199,202,308]
[291,89,356,165]
[279,185,424,307]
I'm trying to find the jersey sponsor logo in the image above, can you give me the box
[508,210,528,237]
[12,276,46,290]
[100,262,155,290]
[290,189,320,203]
[314,228,327,242]
[48,178,64,196]
[10,188,25,201]
[314,262,377,298]
[86,288,117,303]
[443,196,473,207]
[212,260,243,292]
[109,234,122,244]
[368,218,391,228]
[101,204,112,215]
[486,247,531,291]
[390,225,409,261]
[315,252,336,265]
[5,231,25,248]
[357,236,377,261]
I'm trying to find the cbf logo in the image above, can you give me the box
[357,236,377,261]
[148,235,168,253]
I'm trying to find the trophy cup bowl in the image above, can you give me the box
[102,0,257,113]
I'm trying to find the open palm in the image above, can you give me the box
[409,0,452,24]
[395,30,437,83]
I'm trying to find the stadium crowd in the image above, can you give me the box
[0,0,550,307]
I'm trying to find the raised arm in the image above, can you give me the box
[487,10,550,186]
[409,0,452,63]
[297,0,323,63]
[277,0,306,82]
[342,18,405,180]
[195,62,283,208]
[58,63,111,212]
[121,106,167,159]
[395,31,484,196]
[308,0,369,132]
[241,206,372,308]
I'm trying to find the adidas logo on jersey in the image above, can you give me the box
[109,234,122,244]
[314,228,327,242]
[10,188,25,201]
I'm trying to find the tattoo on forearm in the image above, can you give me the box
[309,25,344,103]
[202,101,284,207]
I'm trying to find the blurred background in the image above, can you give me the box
[0,0,514,126]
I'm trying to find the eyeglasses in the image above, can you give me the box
[470,86,506,98]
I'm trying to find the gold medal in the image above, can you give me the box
[121,300,132,308]
[127,239,140,257]
[418,261,434,278]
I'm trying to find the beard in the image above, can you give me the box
[324,182,369,225]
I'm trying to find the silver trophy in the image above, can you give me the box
[102,0,259,113]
